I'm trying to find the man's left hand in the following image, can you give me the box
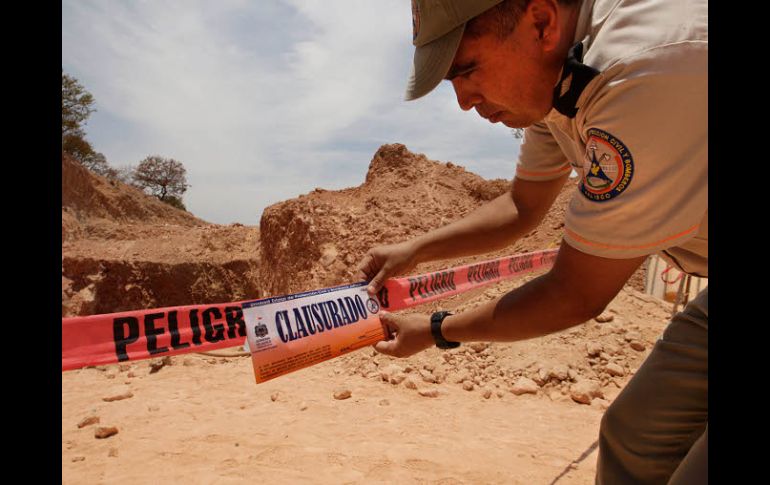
[374,312,435,358]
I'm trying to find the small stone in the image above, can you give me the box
[568,369,578,381]
[570,380,604,405]
[496,390,505,398]
[462,381,475,391]
[380,364,403,382]
[77,416,100,429]
[586,342,603,357]
[108,448,118,458]
[118,364,130,372]
[333,389,352,400]
[102,391,133,402]
[468,342,489,353]
[510,377,539,395]
[418,388,439,398]
[127,372,136,378]
[548,365,570,381]
[379,399,390,406]
[270,392,280,402]
[549,391,563,401]
[299,401,308,411]
[630,341,646,352]
[625,331,642,342]
[404,377,419,390]
[147,405,160,412]
[482,388,493,399]
[605,363,625,377]
[149,356,172,374]
[419,369,437,384]
[594,312,614,323]
[390,372,407,385]
[591,398,611,410]
[599,352,611,361]
[95,426,119,439]
[72,456,85,462]
[183,358,195,367]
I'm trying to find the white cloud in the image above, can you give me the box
[62,0,522,225]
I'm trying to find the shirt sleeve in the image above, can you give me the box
[515,120,573,181]
[564,42,708,260]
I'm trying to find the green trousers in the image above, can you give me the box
[596,287,708,484]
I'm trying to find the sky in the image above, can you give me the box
[62,0,524,225]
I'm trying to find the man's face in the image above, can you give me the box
[445,23,559,128]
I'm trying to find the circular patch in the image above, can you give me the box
[412,0,420,41]
[580,128,634,202]
[366,297,380,314]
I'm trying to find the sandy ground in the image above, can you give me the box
[63,352,613,485]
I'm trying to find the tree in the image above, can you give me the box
[133,155,190,202]
[62,70,95,139]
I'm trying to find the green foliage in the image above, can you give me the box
[161,195,187,211]
[62,70,95,139]
[133,155,190,202]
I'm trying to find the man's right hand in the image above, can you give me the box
[358,240,420,295]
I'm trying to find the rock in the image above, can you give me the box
[422,363,436,372]
[149,356,172,374]
[568,369,578,381]
[549,365,570,381]
[510,377,539,395]
[625,331,643,342]
[468,342,489,353]
[77,416,100,429]
[72,456,85,462]
[270,392,281,402]
[404,377,419,390]
[418,388,439,398]
[333,389,352,400]
[108,448,119,458]
[599,352,611,361]
[594,312,615,323]
[570,380,604,405]
[118,364,130,372]
[127,372,137,378]
[586,342,603,357]
[419,369,437,384]
[380,364,403,382]
[102,391,134,402]
[390,372,407,385]
[605,363,625,377]
[591,398,611,410]
[549,391,563,401]
[630,341,646,352]
[496,390,505,398]
[95,426,119,439]
[462,381,475,391]
[299,401,308,411]
[482,388,493,399]
[453,370,471,384]
[379,399,390,406]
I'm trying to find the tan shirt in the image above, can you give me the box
[516,0,708,277]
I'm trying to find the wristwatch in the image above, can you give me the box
[430,311,460,349]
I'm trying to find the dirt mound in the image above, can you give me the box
[62,154,261,316]
[62,153,204,242]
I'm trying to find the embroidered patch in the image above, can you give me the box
[580,128,634,202]
[412,0,420,41]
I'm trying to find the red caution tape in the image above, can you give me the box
[62,249,558,374]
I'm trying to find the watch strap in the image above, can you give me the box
[430,311,460,349]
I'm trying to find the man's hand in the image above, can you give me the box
[358,240,420,295]
[373,312,435,358]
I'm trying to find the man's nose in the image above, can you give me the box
[451,79,482,111]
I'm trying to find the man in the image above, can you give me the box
[358,0,707,483]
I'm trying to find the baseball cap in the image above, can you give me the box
[405,0,504,101]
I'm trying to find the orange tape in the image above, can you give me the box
[62,249,559,381]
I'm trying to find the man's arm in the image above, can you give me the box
[373,241,647,357]
[360,173,570,293]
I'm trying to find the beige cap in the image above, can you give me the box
[406,0,504,101]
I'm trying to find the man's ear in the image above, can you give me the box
[527,0,561,51]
